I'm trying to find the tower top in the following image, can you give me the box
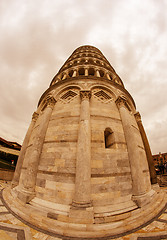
[38,46,137,108]
[50,45,124,88]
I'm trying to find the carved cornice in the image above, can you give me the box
[115,96,127,108]
[80,90,91,100]
[134,112,142,122]
[115,96,132,112]
[46,96,56,108]
[32,112,39,121]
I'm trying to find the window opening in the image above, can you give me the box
[78,68,85,75]
[88,68,95,76]
[104,128,114,148]
[61,90,77,100]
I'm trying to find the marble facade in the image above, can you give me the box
[3,45,166,239]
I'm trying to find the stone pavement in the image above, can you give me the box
[0,180,167,240]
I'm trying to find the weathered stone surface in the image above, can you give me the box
[6,45,164,238]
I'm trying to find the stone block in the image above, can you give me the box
[91,160,103,168]
[69,207,94,224]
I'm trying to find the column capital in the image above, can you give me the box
[45,96,56,109]
[32,112,39,121]
[80,90,91,100]
[115,96,127,109]
[134,112,142,122]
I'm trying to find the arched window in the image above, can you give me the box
[88,59,94,64]
[99,70,104,77]
[88,68,95,76]
[78,68,85,75]
[68,70,74,77]
[104,128,114,148]
[80,58,85,64]
[109,75,113,80]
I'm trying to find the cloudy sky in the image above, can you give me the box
[0,0,166,155]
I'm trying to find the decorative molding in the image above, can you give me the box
[115,96,127,108]
[80,90,91,100]
[134,112,142,122]
[115,96,131,111]
[93,89,112,103]
[45,96,56,109]
[32,112,39,121]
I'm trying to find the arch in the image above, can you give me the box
[80,58,85,64]
[78,68,85,75]
[68,70,74,77]
[55,86,80,101]
[88,59,94,64]
[61,73,67,80]
[99,70,104,77]
[90,85,117,100]
[109,75,113,80]
[88,68,95,76]
[104,128,114,148]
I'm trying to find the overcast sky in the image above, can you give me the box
[0,0,166,155]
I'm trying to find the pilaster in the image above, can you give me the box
[115,96,153,207]
[11,112,39,188]
[15,97,56,203]
[134,112,157,184]
[70,90,93,223]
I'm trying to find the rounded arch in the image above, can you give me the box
[80,58,85,64]
[55,85,81,101]
[68,70,74,77]
[88,59,94,64]
[90,85,117,100]
[99,70,104,77]
[88,68,95,76]
[78,68,85,75]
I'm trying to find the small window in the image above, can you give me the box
[88,68,95,76]
[104,128,114,148]
[99,70,104,77]
[80,58,85,64]
[109,75,113,80]
[68,70,74,77]
[78,68,85,75]
[88,59,94,64]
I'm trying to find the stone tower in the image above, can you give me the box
[4,46,165,239]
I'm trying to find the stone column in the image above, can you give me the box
[72,70,77,77]
[95,69,100,77]
[106,73,111,80]
[72,90,92,208]
[134,112,157,184]
[115,96,152,207]
[85,68,88,76]
[62,73,67,80]
[17,96,56,203]
[11,112,39,188]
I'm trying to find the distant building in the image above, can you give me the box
[0,137,21,165]
[153,152,167,165]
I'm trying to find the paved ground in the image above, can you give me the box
[0,180,167,240]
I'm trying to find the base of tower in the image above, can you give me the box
[1,186,167,239]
